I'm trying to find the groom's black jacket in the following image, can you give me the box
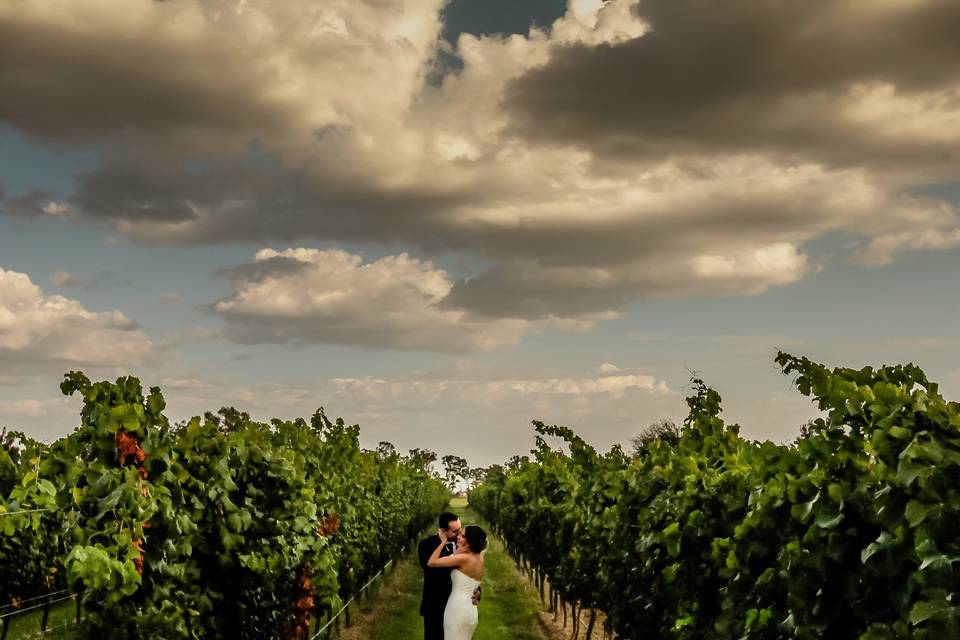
[418,534,454,616]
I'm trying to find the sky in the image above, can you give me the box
[1,0,959,467]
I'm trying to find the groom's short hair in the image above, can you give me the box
[438,512,459,529]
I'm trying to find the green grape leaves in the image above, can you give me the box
[473,352,960,639]
[2,374,449,639]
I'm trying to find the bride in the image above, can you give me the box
[427,524,487,639]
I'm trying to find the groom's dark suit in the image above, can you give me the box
[419,534,455,640]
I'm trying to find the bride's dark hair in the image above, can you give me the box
[464,525,487,553]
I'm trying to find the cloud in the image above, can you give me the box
[325,370,669,402]
[159,377,210,390]
[0,398,72,418]
[2,0,959,323]
[0,0,445,143]
[212,248,581,352]
[852,225,960,266]
[0,0,455,231]
[45,269,129,291]
[0,188,70,217]
[445,242,809,319]
[503,0,960,169]
[49,270,81,288]
[0,267,159,383]
[145,364,678,466]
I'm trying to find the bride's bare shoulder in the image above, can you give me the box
[467,555,484,579]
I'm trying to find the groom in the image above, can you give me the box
[418,512,480,640]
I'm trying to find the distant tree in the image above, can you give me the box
[468,465,502,489]
[376,441,398,458]
[630,418,681,456]
[441,454,471,492]
[203,406,253,433]
[506,454,528,471]
[469,466,489,486]
[407,448,438,474]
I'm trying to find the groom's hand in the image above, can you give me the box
[471,586,481,606]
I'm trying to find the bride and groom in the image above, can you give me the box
[418,512,486,640]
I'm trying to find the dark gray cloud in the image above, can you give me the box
[0,16,291,145]
[443,240,809,320]
[72,162,203,222]
[214,254,311,284]
[1,188,56,217]
[443,260,632,319]
[504,0,960,167]
[447,182,845,267]
[70,152,476,247]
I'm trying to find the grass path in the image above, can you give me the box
[4,597,78,640]
[359,498,551,639]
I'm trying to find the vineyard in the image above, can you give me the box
[470,352,960,639]
[0,372,448,639]
[3,352,959,639]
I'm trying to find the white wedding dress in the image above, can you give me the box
[443,568,481,639]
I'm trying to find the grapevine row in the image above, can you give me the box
[1,372,448,638]
[470,352,960,639]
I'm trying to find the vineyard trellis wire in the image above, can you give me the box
[0,593,82,640]
[307,517,438,639]
[1,516,433,640]
[0,553,406,640]
[0,547,411,640]
[309,558,393,639]
[0,590,70,614]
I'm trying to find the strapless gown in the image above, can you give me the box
[443,568,481,639]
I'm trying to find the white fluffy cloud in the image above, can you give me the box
[0,267,158,382]
[212,248,587,352]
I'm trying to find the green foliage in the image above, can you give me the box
[630,418,682,456]
[0,428,63,608]
[442,454,472,492]
[1,372,448,639]
[471,352,960,639]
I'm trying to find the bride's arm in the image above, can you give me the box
[427,549,467,568]
[427,530,467,568]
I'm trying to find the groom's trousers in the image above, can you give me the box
[423,610,444,640]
